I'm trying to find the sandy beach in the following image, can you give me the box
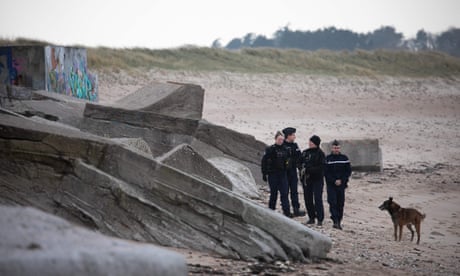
[98,69,460,275]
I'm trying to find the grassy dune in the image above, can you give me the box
[87,47,460,77]
[2,38,460,77]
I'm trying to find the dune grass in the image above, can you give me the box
[2,38,460,77]
[87,47,460,77]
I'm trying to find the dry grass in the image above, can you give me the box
[1,38,460,77]
[87,47,460,77]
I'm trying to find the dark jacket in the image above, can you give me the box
[325,152,352,187]
[282,140,301,170]
[261,144,289,175]
[299,147,326,181]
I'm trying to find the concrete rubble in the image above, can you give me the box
[322,139,382,172]
[0,81,334,268]
[0,206,187,276]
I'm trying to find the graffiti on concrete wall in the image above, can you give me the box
[45,46,98,101]
[11,56,26,86]
[0,46,46,89]
[0,46,97,101]
[46,47,65,95]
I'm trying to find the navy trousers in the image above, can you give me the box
[268,171,290,216]
[286,168,300,211]
[327,184,345,223]
[304,178,324,222]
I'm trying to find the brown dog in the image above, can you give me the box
[379,197,426,244]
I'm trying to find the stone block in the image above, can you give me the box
[0,206,187,276]
[115,81,204,119]
[321,139,382,172]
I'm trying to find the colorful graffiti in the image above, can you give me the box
[11,57,27,86]
[69,62,97,100]
[0,46,46,89]
[0,46,97,102]
[45,46,98,101]
[46,47,66,95]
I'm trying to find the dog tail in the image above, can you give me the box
[421,213,426,220]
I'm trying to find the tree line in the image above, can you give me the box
[212,26,460,57]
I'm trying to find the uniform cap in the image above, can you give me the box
[282,127,296,136]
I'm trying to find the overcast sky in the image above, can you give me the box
[1,0,459,49]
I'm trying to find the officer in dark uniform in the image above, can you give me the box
[299,135,326,226]
[282,127,306,217]
[261,131,291,217]
[325,140,352,230]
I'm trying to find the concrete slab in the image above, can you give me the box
[0,205,187,276]
[321,139,382,172]
[157,143,233,190]
[0,114,332,261]
[115,81,204,119]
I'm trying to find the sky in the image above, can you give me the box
[1,0,459,49]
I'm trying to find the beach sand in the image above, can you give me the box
[98,69,460,275]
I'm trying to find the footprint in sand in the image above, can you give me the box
[430,231,445,237]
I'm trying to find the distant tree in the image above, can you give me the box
[312,27,360,50]
[436,28,460,57]
[414,29,436,50]
[401,29,437,51]
[226,38,243,50]
[222,26,459,57]
[252,35,274,48]
[211,39,222,48]
[362,26,404,49]
[333,28,361,50]
[242,33,257,48]
[273,26,308,49]
[416,30,428,47]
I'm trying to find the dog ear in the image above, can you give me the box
[389,197,393,201]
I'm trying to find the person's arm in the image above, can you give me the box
[294,144,302,168]
[297,150,305,170]
[324,156,336,184]
[342,155,352,184]
[261,147,271,181]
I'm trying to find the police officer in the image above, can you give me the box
[299,135,326,226]
[325,140,352,230]
[282,127,306,217]
[261,131,291,217]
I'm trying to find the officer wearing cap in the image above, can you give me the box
[325,140,351,230]
[282,127,306,217]
[261,131,291,217]
[299,135,326,226]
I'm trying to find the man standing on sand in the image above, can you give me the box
[282,127,306,217]
[261,131,291,217]
[299,135,326,226]
[325,140,352,230]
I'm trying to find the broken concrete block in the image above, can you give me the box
[208,156,261,199]
[157,143,233,190]
[112,137,153,157]
[321,139,382,172]
[114,81,204,120]
[0,114,331,261]
[0,205,187,276]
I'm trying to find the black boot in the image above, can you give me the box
[306,218,315,224]
[284,212,294,218]
[294,209,306,217]
[333,222,342,230]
